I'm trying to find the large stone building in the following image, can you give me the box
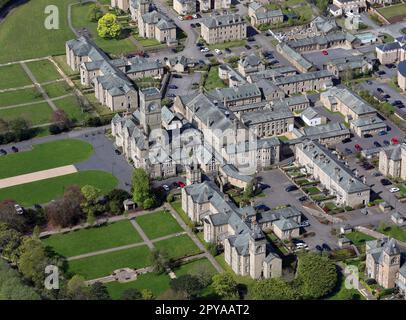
[201,14,246,44]
[238,53,265,76]
[286,31,355,52]
[292,122,350,145]
[173,0,196,15]
[66,37,138,111]
[325,54,376,79]
[248,2,283,27]
[376,36,406,64]
[398,60,406,91]
[138,10,177,44]
[331,0,367,16]
[296,140,370,207]
[276,44,315,73]
[181,180,304,278]
[366,238,405,295]
[273,70,333,95]
[207,84,263,109]
[379,143,406,179]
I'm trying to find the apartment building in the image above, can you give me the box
[376,36,406,64]
[292,122,350,145]
[379,143,406,179]
[173,0,196,15]
[138,10,177,44]
[238,53,265,76]
[325,54,376,79]
[276,43,315,73]
[273,70,333,95]
[207,83,262,109]
[296,140,370,207]
[248,2,283,26]
[398,60,406,91]
[218,64,247,88]
[201,14,246,44]
[286,31,355,52]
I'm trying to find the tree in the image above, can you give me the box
[150,248,171,274]
[141,289,154,300]
[243,181,255,200]
[249,278,298,300]
[132,168,153,207]
[295,252,337,299]
[121,288,142,300]
[51,109,71,131]
[18,237,48,288]
[88,4,103,22]
[0,118,9,133]
[67,275,88,299]
[0,223,23,263]
[170,274,203,299]
[212,273,239,299]
[0,200,27,232]
[106,189,131,215]
[89,282,111,300]
[81,185,104,217]
[97,13,121,39]
[9,118,31,141]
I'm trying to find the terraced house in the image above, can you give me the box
[248,2,284,27]
[296,139,370,207]
[138,10,177,44]
[238,53,265,76]
[276,43,315,73]
[201,14,246,44]
[378,143,406,179]
[66,37,138,111]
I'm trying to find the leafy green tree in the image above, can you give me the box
[87,211,96,226]
[97,13,121,39]
[89,282,111,300]
[67,275,88,299]
[212,273,239,299]
[132,168,153,207]
[170,274,203,299]
[122,288,142,300]
[9,118,31,141]
[0,223,23,263]
[295,252,337,299]
[18,238,48,287]
[142,289,155,300]
[88,4,103,22]
[249,278,298,300]
[150,248,171,274]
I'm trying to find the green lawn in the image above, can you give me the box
[345,231,375,246]
[154,234,201,260]
[174,258,217,277]
[0,103,53,126]
[71,2,136,56]
[204,66,226,91]
[0,139,93,179]
[68,245,151,280]
[0,170,118,206]
[207,39,246,50]
[53,55,79,76]
[377,3,406,20]
[0,88,44,108]
[136,211,183,240]
[25,60,62,83]
[106,272,171,299]
[43,220,142,257]
[377,223,406,242]
[53,95,87,122]
[0,64,32,90]
[0,0,76,63]
[133,34,161,47]
[42,81,72,98]
[170,200,191,226]
[326,274,364,300]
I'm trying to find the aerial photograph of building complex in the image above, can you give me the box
[1,0,406,306]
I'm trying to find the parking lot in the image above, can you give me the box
[303,48,358,69]
[166,72,201,97]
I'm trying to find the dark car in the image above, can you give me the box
[380,178,392,186]
[167,93,176,98]
[190,23,196,28]
[315,245,323,252]
[377,87,384,93]
[392,100,403,106]
[379,130,387,136]
[373,141,381,148]
[11,146,18,152]
[247,37,255,42]
[195,22,201,27]
[342,138,351,144]
[255,204,270,212]
[196,42,203,47]
[260,183,271,190]
[0,149,7,155]
[363,133,372,138]
[114,149,121,155]
[168,84,178,89]
[344,148,352,154]
[322,243,331,251]
[245,44,251,50]
[363,163,374,170]
[373,172,382,177]
[205,53,213,57]
[298,195,308,202]
[172,74,182,78]
[171,48,177,53]
[172,182,180,188]
[383,94,391,99]
[366,80,372,85]
[285,185,298,192]
[225,48,231,54]
[383,140,390,146]
[376,70,386,76]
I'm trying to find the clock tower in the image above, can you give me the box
[139,87,162,133]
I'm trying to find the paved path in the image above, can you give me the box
[20,61,57,111]
[0,165,77,189]
[165,203,224,273]
[337,262,376,300]
[0,93,74,110]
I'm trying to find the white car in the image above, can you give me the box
[214,48,222,55]
[178,16,183,21]
[14,204,24,215]
[162,184,170,191]
[192,14,198,19]
[389,187,400,193]
[200,47,209,53]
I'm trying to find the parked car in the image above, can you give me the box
[192,14,198,19]
[162,184,170,191]
[380,178,392,186]
[363,163,374,170]
[247,37,255,42]
[342,138,351,144]
[259,183,270,190]
[377,87,384,93]
[322,50,328,55]
[177,181,186,188]
[255,204,270,212]
[391,137,399,145]
[363,133,372,138]
[298,195,308,202]
[225,48,231,53]
[172,182,179,188]
[389,187,400,193]
[190,23,196,28]
[205,53,213,57]
[167,93,176,98]
[354,144,362,152]
[172,74,182,78]
[245,44,251,50]
[114,149,121,155]
[344,148,352,154]
[178,16,183,21]
[392,100,403,106]
[214,48,222,55]
[366,80,372,85]
[184,15,193,20]
[285,185,298,192]
[168,84,178,89]
[383,140,390,146]
[373,141,381,148]
[378,130,387,136]
[373,172,382,177]
[14,204,24,215]
[322,243,331,251]
[200,47,209,53]
[315,245,323,252]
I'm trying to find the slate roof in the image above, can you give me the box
[273,217,299,231]
[376,42,401,52]
[208,83,262,102]
[382,144,403,161]
[255,9,283,20]
[277,43,314,71]
[239,53,262,68]
[142,10,176,29]
[242,107,294,125]
[202,14,245,28]
[301,107,319,120]
[274,70,333,86]
[350,116,386,131]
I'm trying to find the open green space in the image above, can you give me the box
[68,245,151,280]
[71,2,136,56]
[154,234,201,260]
[53,55,79,76]
[377,3,406,20]
[345,231,375,246]
[377,223,406,242]
[326,274,363,300]
[42,81,72,99]
[0,0,76,63]
[133,34,160,47]
[204,66,226,91]
[0,102,53,126]
[136,211,183,240]
[170,200,191,226]
[0,87,44,108]
[207,39,246,50]
[43,220,142,257]
[0,64,32,90]
[174,258,217,277]
[106,272,171,299]
[0,170,118,206]
[53,95,87,122]
[25,60,62,83]
[0,139,93,179]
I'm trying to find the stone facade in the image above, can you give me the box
[173,0,196,15]
[201,14,246,44]
[379,143,406,179]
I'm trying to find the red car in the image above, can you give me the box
[391,137,399,145]
[185,15,193,20]
[177,181,186,188]
[322,50,328,56]
[355,144,362,151]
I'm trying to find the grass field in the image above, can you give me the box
[135,211,183,240]
[174,258,217,277]
[25,60,62,83]
[377,223,406,242]
[0,87,43,108]
[71,2,136,56]
[0,139,93,179]
[345,231,375,246]
[53,95,87,122]
[0,64,32,89]
[42,81,72,99]
[377,3,406,20]
[204,66,226,91]
[154,234,201,260]
[207,39,246,50]
[68,245,151,279]
[0,0,76,63]
[0,103,53,125]
[106,272,171,299]
[43,220,142,257]
[0,170,118,206]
